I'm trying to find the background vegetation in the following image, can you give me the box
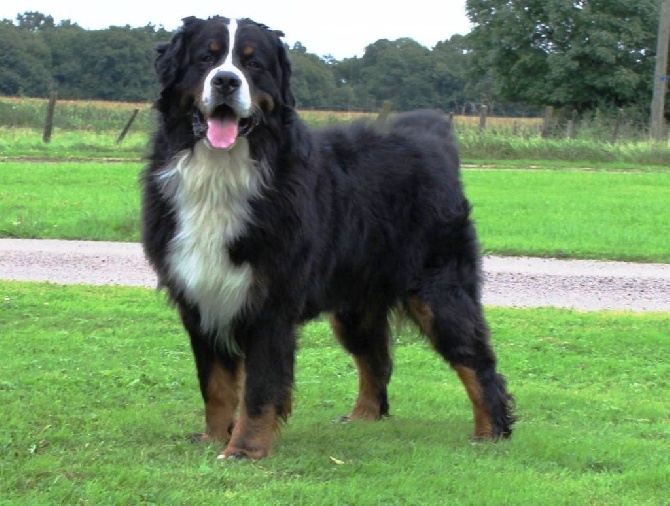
[2,97,669,164]
[0,1,664,126]
[466,0,660,111]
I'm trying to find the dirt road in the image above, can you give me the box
[1,238,668,312]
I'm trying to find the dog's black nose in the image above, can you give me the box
[211,71,242,95]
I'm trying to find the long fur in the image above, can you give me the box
[141,15,515,459]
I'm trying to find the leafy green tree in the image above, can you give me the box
[14,11,55,31]
[430,34,471,112]
[41,24,87,98]
[465,0,659,110]
[75,26,162,101]
[359,38,435,110]
[289,43,337,108]
[0,8,513,114]
[330,57,375,111]
[0,22,51,96]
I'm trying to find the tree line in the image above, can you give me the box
[0,2,662,118]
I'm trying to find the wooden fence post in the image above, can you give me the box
[376,101,393,125]
[541,106,553,138]
[479,105,487,133]
[117,108,140,143]
[611,108,624,143]
[43,91,57,143]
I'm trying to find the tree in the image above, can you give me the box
[430,35,471,112]
[0,22,51,96]
[330,56,374,111]
[465,0,659,111]
[358,38,435,110]
[14,11,55,31]
[289,43,337,108]
[73,26,162,101]
[0,9,511,112]
[41,24,87,98]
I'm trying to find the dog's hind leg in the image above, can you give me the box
[330,306,393,420]
[407,281,515,440]
[179,305,241,443]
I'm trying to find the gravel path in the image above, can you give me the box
[1,238,669,312]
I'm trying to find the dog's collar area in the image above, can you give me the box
[191,108,258,140]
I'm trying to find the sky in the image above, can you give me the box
[0,0,472,60]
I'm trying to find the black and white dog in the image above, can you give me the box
[140,15,515,459]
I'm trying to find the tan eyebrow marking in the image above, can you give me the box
[209,41,221,52]
[242,45,254,56]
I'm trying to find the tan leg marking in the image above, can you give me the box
[330,313,383,421]
[348,356,382,420]
[453,365,494,439]
[219,364,288,459]
[408,296,435,340]
[202,359,241,441]
[409,296,494,439]
[221,402,279,459]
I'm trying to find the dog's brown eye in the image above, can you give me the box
[245,60,262,70]
[200,54,216,65]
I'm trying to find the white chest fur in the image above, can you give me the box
[158,139,264,343]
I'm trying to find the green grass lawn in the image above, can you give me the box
[466,169,670,262]
[0,161,140,242]
[1,281,668,504]
[1,161,669,262]
[1,111,668,504]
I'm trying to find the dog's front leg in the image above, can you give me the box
[220,316,296,459]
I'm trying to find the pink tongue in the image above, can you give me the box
[206,117,238,149]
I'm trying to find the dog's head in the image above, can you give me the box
[154,16,295,150]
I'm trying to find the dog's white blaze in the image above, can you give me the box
[202,19,252,116]
[159,138,263,344]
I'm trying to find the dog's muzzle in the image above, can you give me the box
[191,106,260,147]
[192,109,258,140]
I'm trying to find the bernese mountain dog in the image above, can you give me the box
[140,15,515,459]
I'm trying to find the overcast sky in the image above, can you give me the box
[0,0,472,60]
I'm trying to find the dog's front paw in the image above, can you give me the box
[218,444,269,460]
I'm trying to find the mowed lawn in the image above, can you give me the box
[1,161,669,262]
[1,281,668,504]
[1,154,669,504]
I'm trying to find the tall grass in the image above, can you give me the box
[2,96,668,166]
[0,96,155,132]
[456,132,670,167]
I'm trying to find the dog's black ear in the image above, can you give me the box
[154,17,203,112]
[155,31,185,88]
[154,32,185,113]
[275,35,296,108]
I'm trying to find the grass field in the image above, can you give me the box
[1,96,668,504]
[1,281,668,505]
[1,161,668,262]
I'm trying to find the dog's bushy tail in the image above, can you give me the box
[390,109,452,139]
[390,109,459,172]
